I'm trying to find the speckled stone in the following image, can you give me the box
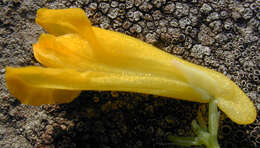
[174,2,190,18]
[207,12,220,22]
[191,44,211,59]
[209,20,223,33]
[99,2,110,14]
[139,2,153,12]
[129,24,142,33]
[107,8,119,19]
[198,25,215,46]
[163,3,175,14]
[200,3,212,14]
[179,17,191,29]
[0,0,260,148]
[145,32,158,44]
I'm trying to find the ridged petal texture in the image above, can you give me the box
[5,8,256,124]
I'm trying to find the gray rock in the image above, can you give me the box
[191,44,211,59]
[0,1,259,148]
[200,3,212,14]
[179,17,191,29]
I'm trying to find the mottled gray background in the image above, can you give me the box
[0,0,259,148]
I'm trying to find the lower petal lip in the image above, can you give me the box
[5,66,207,104]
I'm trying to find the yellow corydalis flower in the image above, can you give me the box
[5,8,256,125]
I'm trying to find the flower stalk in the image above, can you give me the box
[168,99,220,148]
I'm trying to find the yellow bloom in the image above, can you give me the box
[5,8,256,124]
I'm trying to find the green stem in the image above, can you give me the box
[168,99,220,148]
[208,99,220,148]
[168,136,200,146]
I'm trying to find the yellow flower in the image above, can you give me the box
[5,8,256,124]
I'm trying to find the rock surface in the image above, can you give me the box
[0,0,259,148]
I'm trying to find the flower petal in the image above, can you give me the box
[5,66,207,105]
[36,8,92,37]
[34,9,189,81]
[171,59,257,124]
[217,86,257,124]
[92,27,192,81]
[36,8,101,53]
[5,67,81,106]
[33,28,188,82]
[93,27,257,124]
[33,33,99,71]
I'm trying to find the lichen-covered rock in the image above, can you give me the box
[0,0,259,148]
[191,44,211,59]
[198,25,215,46]
[200,3,212,14]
